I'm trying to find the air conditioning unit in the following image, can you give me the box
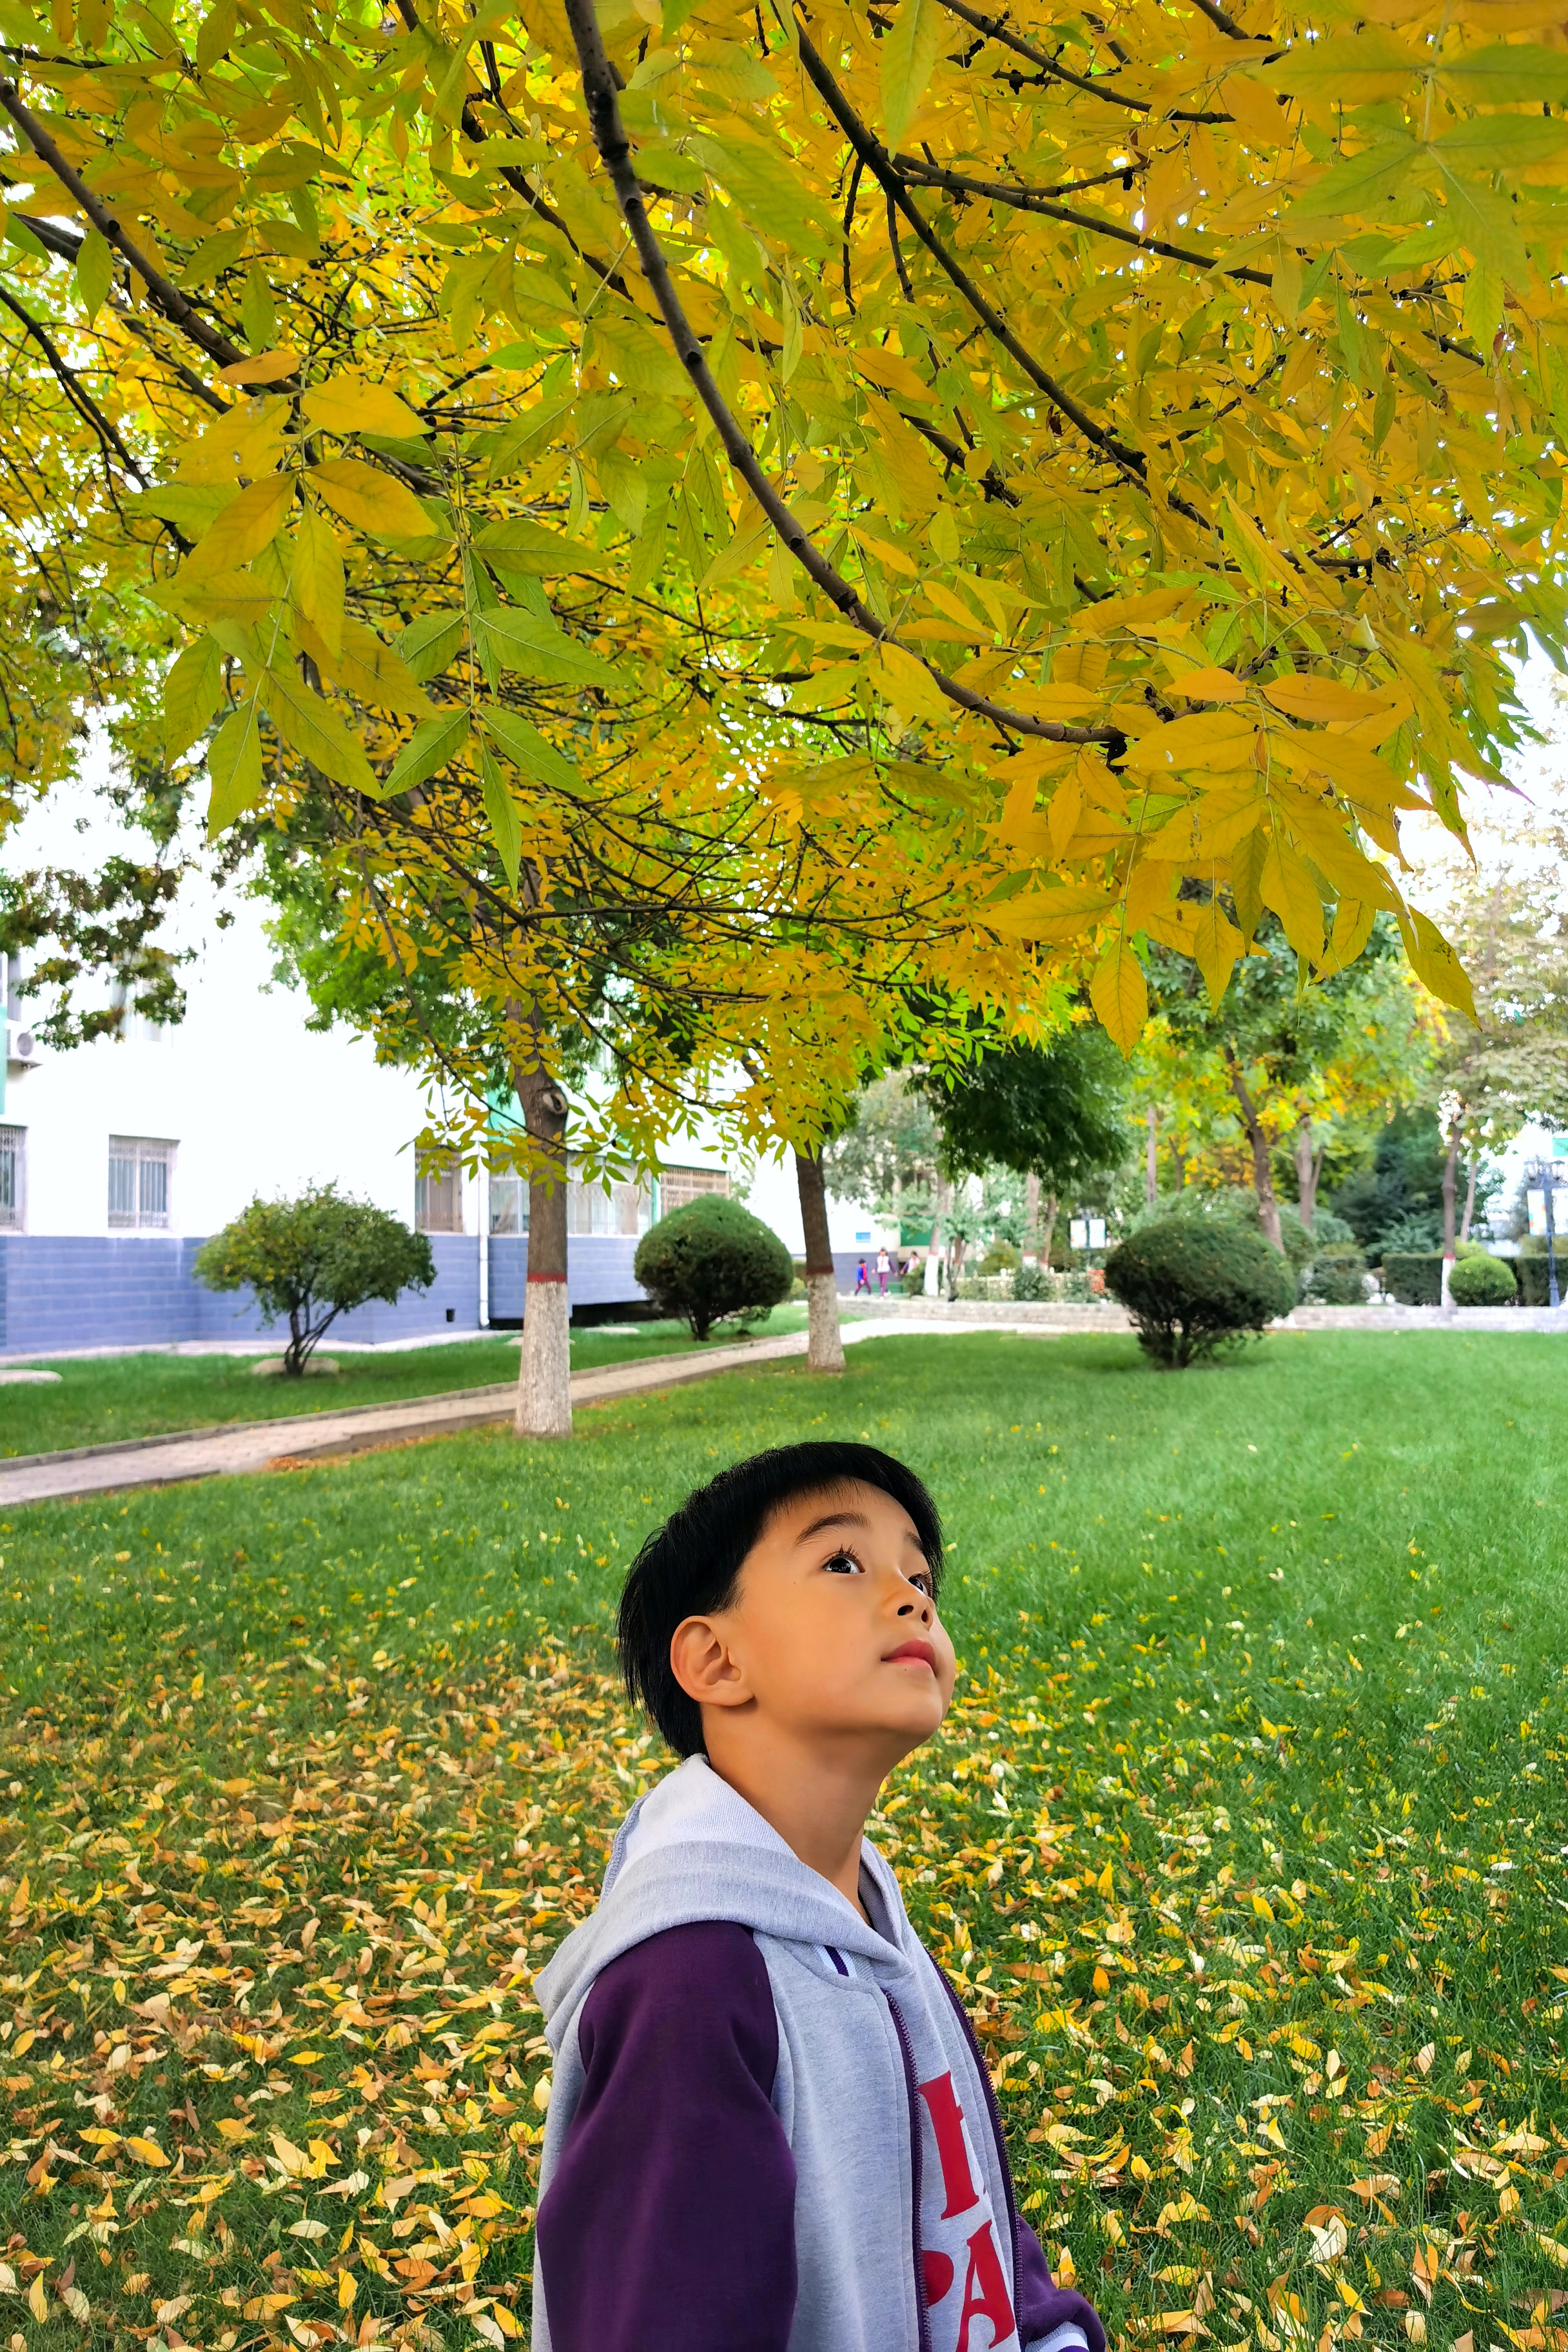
[6,1021,41,1066]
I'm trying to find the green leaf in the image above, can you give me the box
[881,0,941,147]
[1284,135,1417,220]
[480,745,522,889]
[1433,113,1568,168]
[259,665,377,793]
[634,140,707,195]
[480,703,580,793]
[206,699,264,837]
[75,228,112,324]
[397,609,467,685]
[128,483,237,535]
[471,516,600,574]
[184,471,295,580]
[291,505,345,659]
[473,608,623,688]
[380,708,471,798]
[1438,42,1568,103]
[180,226,247,289]
[164,636,224,756]
[195,0,235,68]
[1257,30,1420,102]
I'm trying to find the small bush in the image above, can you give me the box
[194,1184,435,1375]
[977,1241,1019,1275]
[1102,1217,1296,1367]
[1309,1210,1357,1246]
[1381,1211,1443,1255]
[900,1262,927,1297]
[1383,1251,1444,1306]
[1447,1251,1518,1307]
[1013,1259,1044,1302]
[1302,1244,1369,1306]
[632,1195,794,1341]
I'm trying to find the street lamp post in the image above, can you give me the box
[1525,1156,1563,1309]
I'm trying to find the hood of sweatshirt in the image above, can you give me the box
[536,1754,936,2046]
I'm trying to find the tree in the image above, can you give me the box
[923,1028,1130,1266]
[0,0,1540,1101]
[194,1185,434,1374]
[1143,916,1433,1247]
[633,1194,794,1342]
[822,1073,943,1237]
[1420,808,1568,1282]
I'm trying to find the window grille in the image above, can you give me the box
[108,1136,175,1230]
[489,1174,529,1235]
[415,1157,464,1233]
[657,1165,730,1214]
[0,1125,23,1230]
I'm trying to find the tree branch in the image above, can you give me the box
[558,0,1120,745]
[0,81,245,373]
[0,282,148,486]
[935,0,1232,121]
[896,153,1273,286]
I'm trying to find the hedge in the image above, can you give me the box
[1382,1251,1444,1306]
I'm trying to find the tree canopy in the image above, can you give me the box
[0,0,1558,1133]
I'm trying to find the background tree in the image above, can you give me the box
[922,1028,1130,1268]
[821,1072,943,1239]
[194,1186,434,1375]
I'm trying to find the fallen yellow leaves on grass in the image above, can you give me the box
[0,1630,1564,2352]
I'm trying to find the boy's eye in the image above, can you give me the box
[910,1573,933,1598]
[822,1549,865,1576]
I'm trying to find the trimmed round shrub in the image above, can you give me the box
[194,1184,435,1375]
[1447,1250,1518,1307]
[1103,1215,1297,1367]
[1302,1243,1369,1306]
[632,1195,794,1341]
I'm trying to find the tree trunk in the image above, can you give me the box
[1460,1153,1478,1245]
[1145,1108,1159,1208]
[1024,1171,1041,1259]
[1041,1190,1059,1268]
[1223,1044,1284,1252]
[794,1146,845,1374]
[1440,1113,1462,1305]
[1293,1121,1320,1235]
[514,1057,572,1438]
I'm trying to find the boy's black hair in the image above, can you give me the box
[618,1442,945,1758]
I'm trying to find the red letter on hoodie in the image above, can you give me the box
[956,2217,1016,2352]
[917,2073,981,2219]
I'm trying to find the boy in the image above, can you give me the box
[531,1441,1104,2352]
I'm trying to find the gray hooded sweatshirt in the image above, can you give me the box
[531,1757,1104,2352]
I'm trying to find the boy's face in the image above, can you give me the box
[676,1479,957,1758]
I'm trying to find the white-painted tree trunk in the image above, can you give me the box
[513,1052,573,1439]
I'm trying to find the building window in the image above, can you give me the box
[415,1156,464,1233]
[0,1125,23,1230]
[567,1170,653,1237]
[108,1135,175,1230]
[658,1164,730,1214]
[489,1173,530,1235]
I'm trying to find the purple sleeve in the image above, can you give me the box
[535,1919,796,2352]
[1012,2213,1107,2352]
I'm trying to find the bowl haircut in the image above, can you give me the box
[616,1441,945,1758]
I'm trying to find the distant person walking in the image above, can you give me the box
[854,1257,871,1294]
[876,1246,892,1297]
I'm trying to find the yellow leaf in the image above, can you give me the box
[291,505,344,660]
[1402,908,1477,1021]
[1192,899,1242,1006]
[1259,833,1327,962]
[1091,938,1148,1055]
[271,2132,310,2176]
[302,374,430,438]
[1263,674,1402,724]
[1124,710,1258,776]
[1257,29,1420,103]
[309,460,439,540]
[260,665,377,795]
[877,640,951,724]
[338,2271,357,2310]
[881,0,941,146]
[184,471,295,579]
[215,2118,251,2141]
[29,2275,47,2322]
[125,2135,169,2168]
[1096,1861,1114,1897]
[1172,664,1248,703]
[215,348,300,385]
[12,2028,36,2057]
[1318,895,1377,978]
[1252,1892,1276,1923]
[983,885,1117,941]
[206,698,265,837]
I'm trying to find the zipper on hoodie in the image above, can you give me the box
[931,1959,1022,2280]
[884,1992,934,2352]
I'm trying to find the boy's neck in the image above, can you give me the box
[701,1723,890,1924]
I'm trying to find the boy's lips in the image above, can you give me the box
[883,1639,937,1671]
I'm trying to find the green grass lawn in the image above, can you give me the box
[0,1308,809,1458]
[1,1329,1565,2352]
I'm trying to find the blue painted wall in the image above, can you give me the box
[0,1231,656,1357]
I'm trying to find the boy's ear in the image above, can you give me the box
[669,1616,753,1712]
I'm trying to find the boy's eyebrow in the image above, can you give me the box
[793,1506,926,1551]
